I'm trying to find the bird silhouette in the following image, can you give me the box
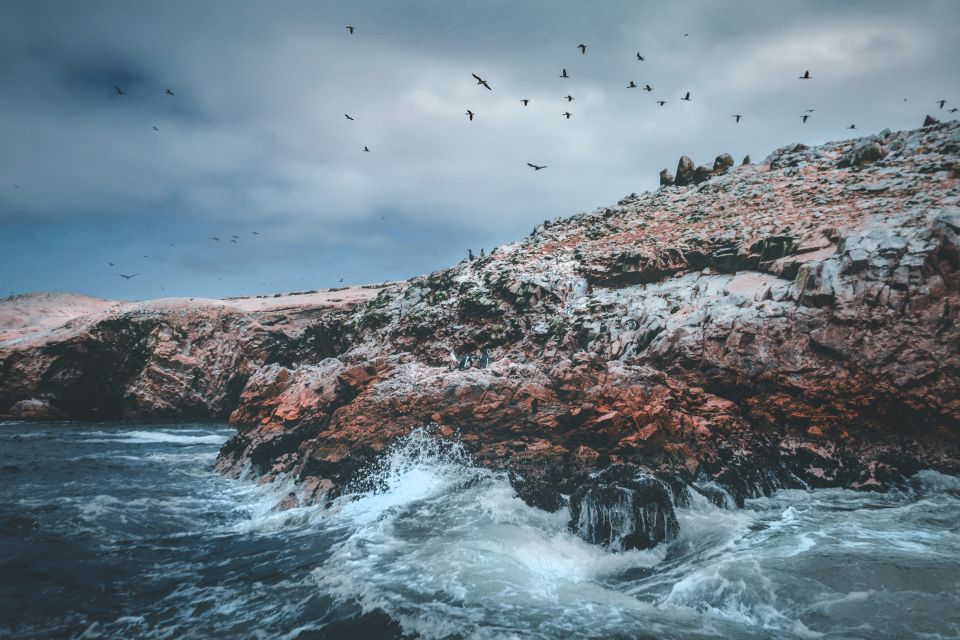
[636,53,645,61]
[466,109,475,120]
[346,26,355,34]
[681,92,691,101]
[108,262,115,266]
[115,86,125,95]
[472,73,492,90]
[559,68,569,78]
[232,234,239,239]
[164,88,174,96]
[339,278,344,283]
[799,70,811,79]
[562,111,572,119]
[656,100,667,106]
[527,163,547,170]
[732,114,742,123]
[118,273,138,279]
[937,99,947,109]
[212,237,221,241]
[252,231,259,235]
[344,114,354,120]
[363,146,370,152]
[231,239,237,244]
[801,114,810,123]
[847,124,856,129]
[804,109,816,113]
[627,81,637,88]
[564,95,574,102]
[521,99,530,106]
[153,126,159,131]
[643,84,653,92]
[578,43,587,54]
[950,108,959,113]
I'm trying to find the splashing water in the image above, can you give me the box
[2,422,959,639]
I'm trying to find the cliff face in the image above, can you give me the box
[3,121,959,531]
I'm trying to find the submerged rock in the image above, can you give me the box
[568,466,679,550]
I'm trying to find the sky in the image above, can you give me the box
[1,0,958,301]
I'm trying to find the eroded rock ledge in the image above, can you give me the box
[3,121,960,548]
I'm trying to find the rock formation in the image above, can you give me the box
[3,121,960,548]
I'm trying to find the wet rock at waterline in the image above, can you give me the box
[569,467,679,551]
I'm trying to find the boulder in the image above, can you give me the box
[675,155,695,186]
[838,140,885,169]
[659,169,675,186]
[693,164,713,184]
[568,465,679,550]
[742,154,751,165]
[924,114,940,127]
[713,153,734,173]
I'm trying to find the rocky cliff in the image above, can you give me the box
[3,121,959,548]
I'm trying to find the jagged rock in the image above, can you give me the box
[4,122,960,538]
[924,114,940,127]
[713,153,734,173]
[838,140,885,168]
[659,169,674,186]
[742,154,751,165]
[693,164,713,184]
[675,155,695,186]
[568,466,679,550]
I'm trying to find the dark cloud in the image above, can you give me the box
[1,0,958,299]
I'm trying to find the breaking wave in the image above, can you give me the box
[2,423,959,639]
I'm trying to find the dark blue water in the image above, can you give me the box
[1,422,959,639]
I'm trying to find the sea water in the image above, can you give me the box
[1,422,958,639]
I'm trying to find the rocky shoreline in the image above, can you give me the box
[3,120,959,549]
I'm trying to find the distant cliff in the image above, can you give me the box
[3,121,959,547]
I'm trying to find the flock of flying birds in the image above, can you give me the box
[95,25,956,282]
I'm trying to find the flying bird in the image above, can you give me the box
[115,86,125,95]
[153,126,159,131]
[363,146,370,152]
[562,111,572,119]
[578,43,587,54]
[564,95,574,102]
[521,99,530,106]
[164,88,174,96]
[656,100,667,106]
[636,53,645,61]
[466,109,475,120]
[527,163,547,171]
[108,262,114,266]
[937,99,947,109]
[212,237,221,241]
[950,108,959,113]
[804,109,816,113]
[252,231,259,235]
[118,273,138,279]
[681,92,691,101]
[643,84,653,92]
[231,239,237,244]
[232,234,239,239]
[559,68,569,78]
[847,124,856,129]
[346,26,355,34]
[732,114,742,123]
[801,114,810,123]
[344,114,354,120]
[627,81,637,88]
[799,70,811,79]
[472,73,492,90]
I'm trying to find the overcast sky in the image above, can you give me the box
[1,0,957,300]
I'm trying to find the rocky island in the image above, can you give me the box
[3,120,958,550]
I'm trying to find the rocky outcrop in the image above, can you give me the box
[659,169,674,186]
[3,122,960,549]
